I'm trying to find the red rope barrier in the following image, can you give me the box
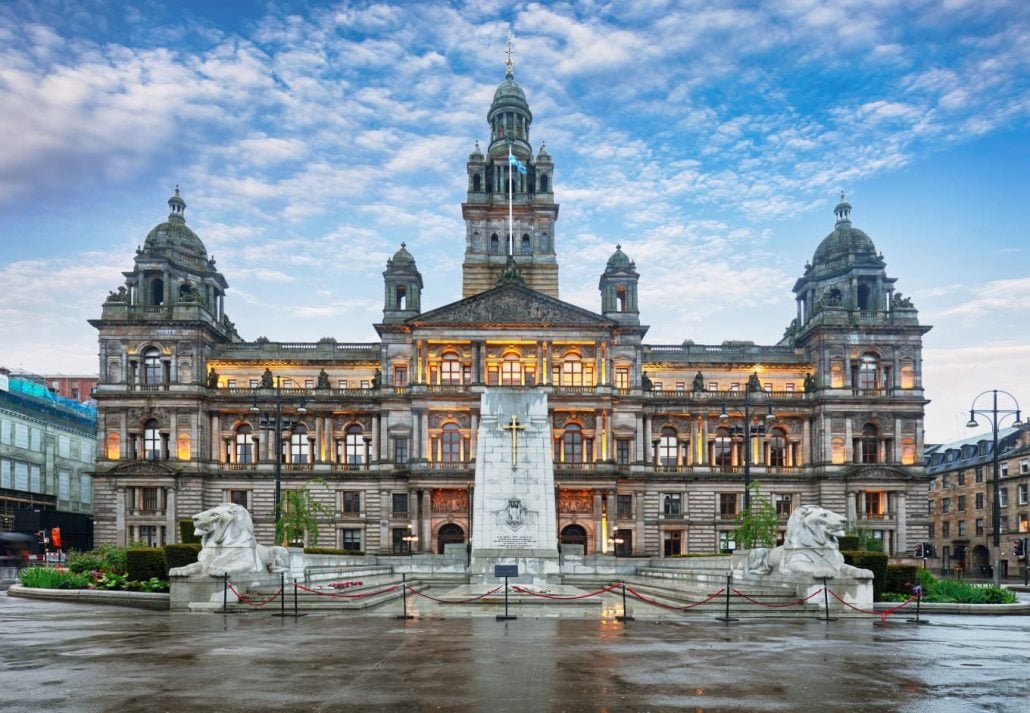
[511,583,621,600]
[730,587,824,609]
[828,588,916,621]
[226,582,283,607]
[408,586,503,604]
[294,582,401,599]
[624,585,726,611]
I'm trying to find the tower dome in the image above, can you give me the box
[142,187,209,265]
[808,193,881,278]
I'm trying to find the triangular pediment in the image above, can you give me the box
[410,283,615,328]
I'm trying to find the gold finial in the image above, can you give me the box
[505,31,515,77]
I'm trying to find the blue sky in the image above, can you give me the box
[1,0,1028,444]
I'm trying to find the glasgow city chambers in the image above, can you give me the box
[89,63,931,558]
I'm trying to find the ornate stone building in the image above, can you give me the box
[90,65,932,557]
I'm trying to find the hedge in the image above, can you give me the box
[304,547,365,556]
[179,519,201,544]
[164,543,202,573]
[885,564,919,595]
[842,550,889,601]
[126,547,168,582]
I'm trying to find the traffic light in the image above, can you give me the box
[50,527,62,549]
[925,543,935,558]
[914,543,923,557]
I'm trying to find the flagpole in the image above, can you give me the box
[507,144,514,256]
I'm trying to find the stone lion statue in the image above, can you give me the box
[169,503,290,577]
[740,505,872,579]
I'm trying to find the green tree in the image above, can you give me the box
[275,481,330,547]
[733,482,780,549]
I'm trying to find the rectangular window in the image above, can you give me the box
[957,471,965,486]
[393,367,408,387]
[1019,484,1028,505]
[774,494,792,517]
[1001,462,1009,477]
[785,383,795,392]
[80,475,91,504]
[58,471,70,501]
[616,494,633,519]
[651,381,662,391]
[957,521,967,536]
[338,379,347,389]
[708,381,718,391]
[719,493,738,519]
[719,531,736,553]
[227,379,237,388]
[14,462,28,490]
[360,380,371,389]
[941,498,950,513]
[614,368,629,389]
[392,493,409,516]
[1,459,10,488]
[927,500,935,515]
[942,473,950,488]
[975,466,984,483]
[249,379,259,389]
[393,438,409,465]
[975,492,984,509]
[1021,459,1029,475]
[999,488,1009,507]
[229,490,248,508]
[29,465,40,492]
[392,527,412,554]
[675,382,685,392]
[730,383,740,392]
[662,493,682,516]
[59,435,70,459]
[957,495,966,512]
[140,487,160,512]
[942,521,950,537]
[615,439,631,465]
[138,525,158,547]
[342,492,361,514]
[975,518,985,536]
[342,528,362,551]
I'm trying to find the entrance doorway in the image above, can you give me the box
[663,530,682,556]
[561,524,588,553]
[613,529,633,557]
[437,523,465,554]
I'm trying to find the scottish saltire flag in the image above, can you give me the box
[508,150,528,174]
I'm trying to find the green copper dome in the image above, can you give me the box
[143,187,208,262]
[606,244,633,271]
[809,195,880,275]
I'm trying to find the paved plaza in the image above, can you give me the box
[1,592,1029,712]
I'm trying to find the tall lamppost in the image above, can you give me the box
[251,376,307,530]
[966,389,1022,587]
[720,377,775,512]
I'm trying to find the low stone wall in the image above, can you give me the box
[7,584,169,610]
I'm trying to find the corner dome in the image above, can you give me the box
[142,188,208,262]
[809,194,880,275]
[606,244,633,271]
[387,242,417,269]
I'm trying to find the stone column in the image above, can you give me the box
[593,490,604,555]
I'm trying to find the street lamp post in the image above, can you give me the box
[251,376,307,531]
[966,389,1022,587]
[720,377,775,512]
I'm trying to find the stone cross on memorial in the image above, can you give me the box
[501,414,525,469]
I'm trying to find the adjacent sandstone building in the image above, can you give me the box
[90,66,932,556]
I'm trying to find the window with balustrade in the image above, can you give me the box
[235,424,253,464]
[658,427,678,466]
[290,424,309,464]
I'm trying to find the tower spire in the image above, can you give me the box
[505,31,515,78]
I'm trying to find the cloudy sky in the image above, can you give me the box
[1,0,1028,444]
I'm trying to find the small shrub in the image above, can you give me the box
[842,550,889,600]
[18,567,91,589]
[93,571,128,590]
[179,519,201,544]
[885,564,919,594]
[126,548,167,582]
[67,544,127,575]
[163,543,201,573]
[124,577,169,593]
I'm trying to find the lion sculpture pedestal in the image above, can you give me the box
[733,505,874,608]
[169,503,290,612]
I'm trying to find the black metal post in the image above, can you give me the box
[743,388,752,512]
[280,572,285,618]
[616,582,634,622]
[274,378,282,532]
[716,573,737,622]
[496,575,517,621]
[223,573,228,612]
[820,576,836,622]
[397,573,413,620]
[293,577,298,617]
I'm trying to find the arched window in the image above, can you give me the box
[143,419,161,460]
[501,354,521,386]
[150,278,164,305]
[616,285,627,312]
[472,174,481,192]
[107,360,121,384]
[901,437,916,465]
[440,353,462,385]
[176,433,191,460]
[106,433,120,460]
[714,427,732,467]
[830,359,844,388]
[143,347,162,385]
[489,233,500,255]
[560,354,584,386]
[290,424,308,464]
[857,283,871,310]
[345,425,364,466]
[396,285,407,310]
[658,427,678,466]
[769,428,787,467]
[520,234,531,254]
[900,362,915,389]
[441,423,462,463]
[437,523,465,554]
[858,424,879,464]
[235,425,253,464]
[563,424,583,464]
[857,353,879,391]
[540,174,549,192]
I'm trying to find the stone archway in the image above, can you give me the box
[560,524,588,553]
[437,523,465,554]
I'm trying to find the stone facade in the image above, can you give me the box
[89,68,932,557]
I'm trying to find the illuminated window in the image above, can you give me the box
[290,424,308,464]
[176,433,191,460]
[831,437,845,464]
[440,354,462,385]
[501,354,521,385]
[563,424,583,464]
[830,360,844,388]
[857,353,879,390]
[769,428,786,467]
[144,419,161,460]
[235,425,253,464]
[143,348,162,385]
[345,425,364,465]
[441,423,462,463]
[714,427,732,467]
[901,437,916,465]
[560,355,584,386]
[900,362,915,389]
[106,433,120,460]
[658,427,678,466]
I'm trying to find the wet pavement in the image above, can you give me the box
[1,591,1028,712]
